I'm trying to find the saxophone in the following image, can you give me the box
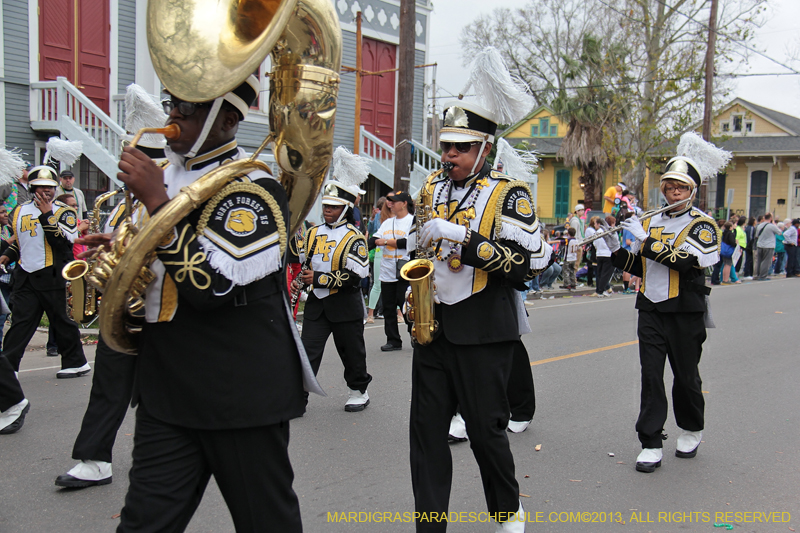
[400,170,444,345]
[62,189,120,325]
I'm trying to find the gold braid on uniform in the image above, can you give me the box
[493,180,533,237]
[481,244,526,273]
[161,224,212,290]
[196,181,287,256]
[328,271,350,288]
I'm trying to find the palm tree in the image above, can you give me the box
[552,33,629,210]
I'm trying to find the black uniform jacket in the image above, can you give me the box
[135,169,306,431]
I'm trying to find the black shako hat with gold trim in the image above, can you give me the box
[28,165,59,188]
[440,101,498,143]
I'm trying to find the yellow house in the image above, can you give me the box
[499,105,619,222]
[685,98,800,222]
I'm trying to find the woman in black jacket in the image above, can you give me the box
[721,222,737,284]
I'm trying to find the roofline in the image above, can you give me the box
[690,97,799,136]
[499,104,556,137]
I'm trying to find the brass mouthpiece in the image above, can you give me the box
[129,124,181,148]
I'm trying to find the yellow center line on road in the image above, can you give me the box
[530,340,639,366]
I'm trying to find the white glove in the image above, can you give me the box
[622,215,648,242]
[598,219,621,253]
[419,218,467,248]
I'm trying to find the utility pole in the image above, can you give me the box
[700,0,719,211]
[353,11,363,154]
[394,0,415,192]
[430,64,439,149]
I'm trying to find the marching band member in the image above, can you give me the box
[409,47,550,532]
[0,166,90,379]
[294,147,372,411]
[104,75,320,531]
[55,84,165,489]
[600,132,729,473]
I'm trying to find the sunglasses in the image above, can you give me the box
[162,98,209,117]
[440,141,479,154]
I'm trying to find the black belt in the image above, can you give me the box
[233,273,283,307]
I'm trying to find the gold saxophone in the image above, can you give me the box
[400,170,444,345]
[62,189,121,325]
[87,0,342,354]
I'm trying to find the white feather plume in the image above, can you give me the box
[332,146,370,187]
[493,138,539,182]
[460,47,535,125]
[44,137,83,167]
[125,84,168,147]
[676,132,732,181]
[0,148,26,187]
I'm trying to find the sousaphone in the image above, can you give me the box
[92,0,342,354]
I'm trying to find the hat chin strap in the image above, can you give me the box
[469,137,489,177]
[186,98,224,159]
[333,204,352,227]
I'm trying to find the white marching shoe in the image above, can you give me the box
[507,419,532,434]
[448,412,468,443]
[675,430,702,458]
[55,460,113,488]
[0,399,30,434]
[56,363,91,379]
[494,501,525,532]
[635,448,663,473]
[344,389,369,412]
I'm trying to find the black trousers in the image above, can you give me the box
[636,309,706,449]
[381,280,409,347]
[71,335,136,463]
[0,354,24,412]
[2,279,86,371]
[302,314,372,393]
[595,257,614,294]
[410,336,518,532]
[118,403,302,533]
[507,341,535,422]
[785,244,797,276]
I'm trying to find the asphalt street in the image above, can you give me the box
[1,278,798,532]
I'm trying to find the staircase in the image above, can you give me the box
[30,77,126,184]
[358,126,441,196]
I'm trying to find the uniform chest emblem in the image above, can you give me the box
[225,208,257,237]
[20,214,39,236]
[515,198,532,216]
[477,241,495,260]
[65,215,76,226]
[697,228,713,244]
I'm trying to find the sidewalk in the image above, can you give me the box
[525,281,627,302]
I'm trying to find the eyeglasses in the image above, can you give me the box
[663,184,691,193]
[440,141,479,154]
[162,98,209,117]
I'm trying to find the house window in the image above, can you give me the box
[540,118,550,137]
[732,114,743,132]
[550,125,557,136]
[745,120,753,133]
[531,125,539,136]
[721,123,730,132]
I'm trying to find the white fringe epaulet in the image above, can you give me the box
[345,256,370,279]
[499,220,542,252]
[530,241,553,270]
[198,235,282,287]
[678,242,720,268]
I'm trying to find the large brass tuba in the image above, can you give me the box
[400,171,442,345]
[92,0,342,354]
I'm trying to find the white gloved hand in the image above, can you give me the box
[622,215,648,242]
[419,218,467,248]
[598,219,621,253]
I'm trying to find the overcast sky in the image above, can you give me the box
[427,0,800,118]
